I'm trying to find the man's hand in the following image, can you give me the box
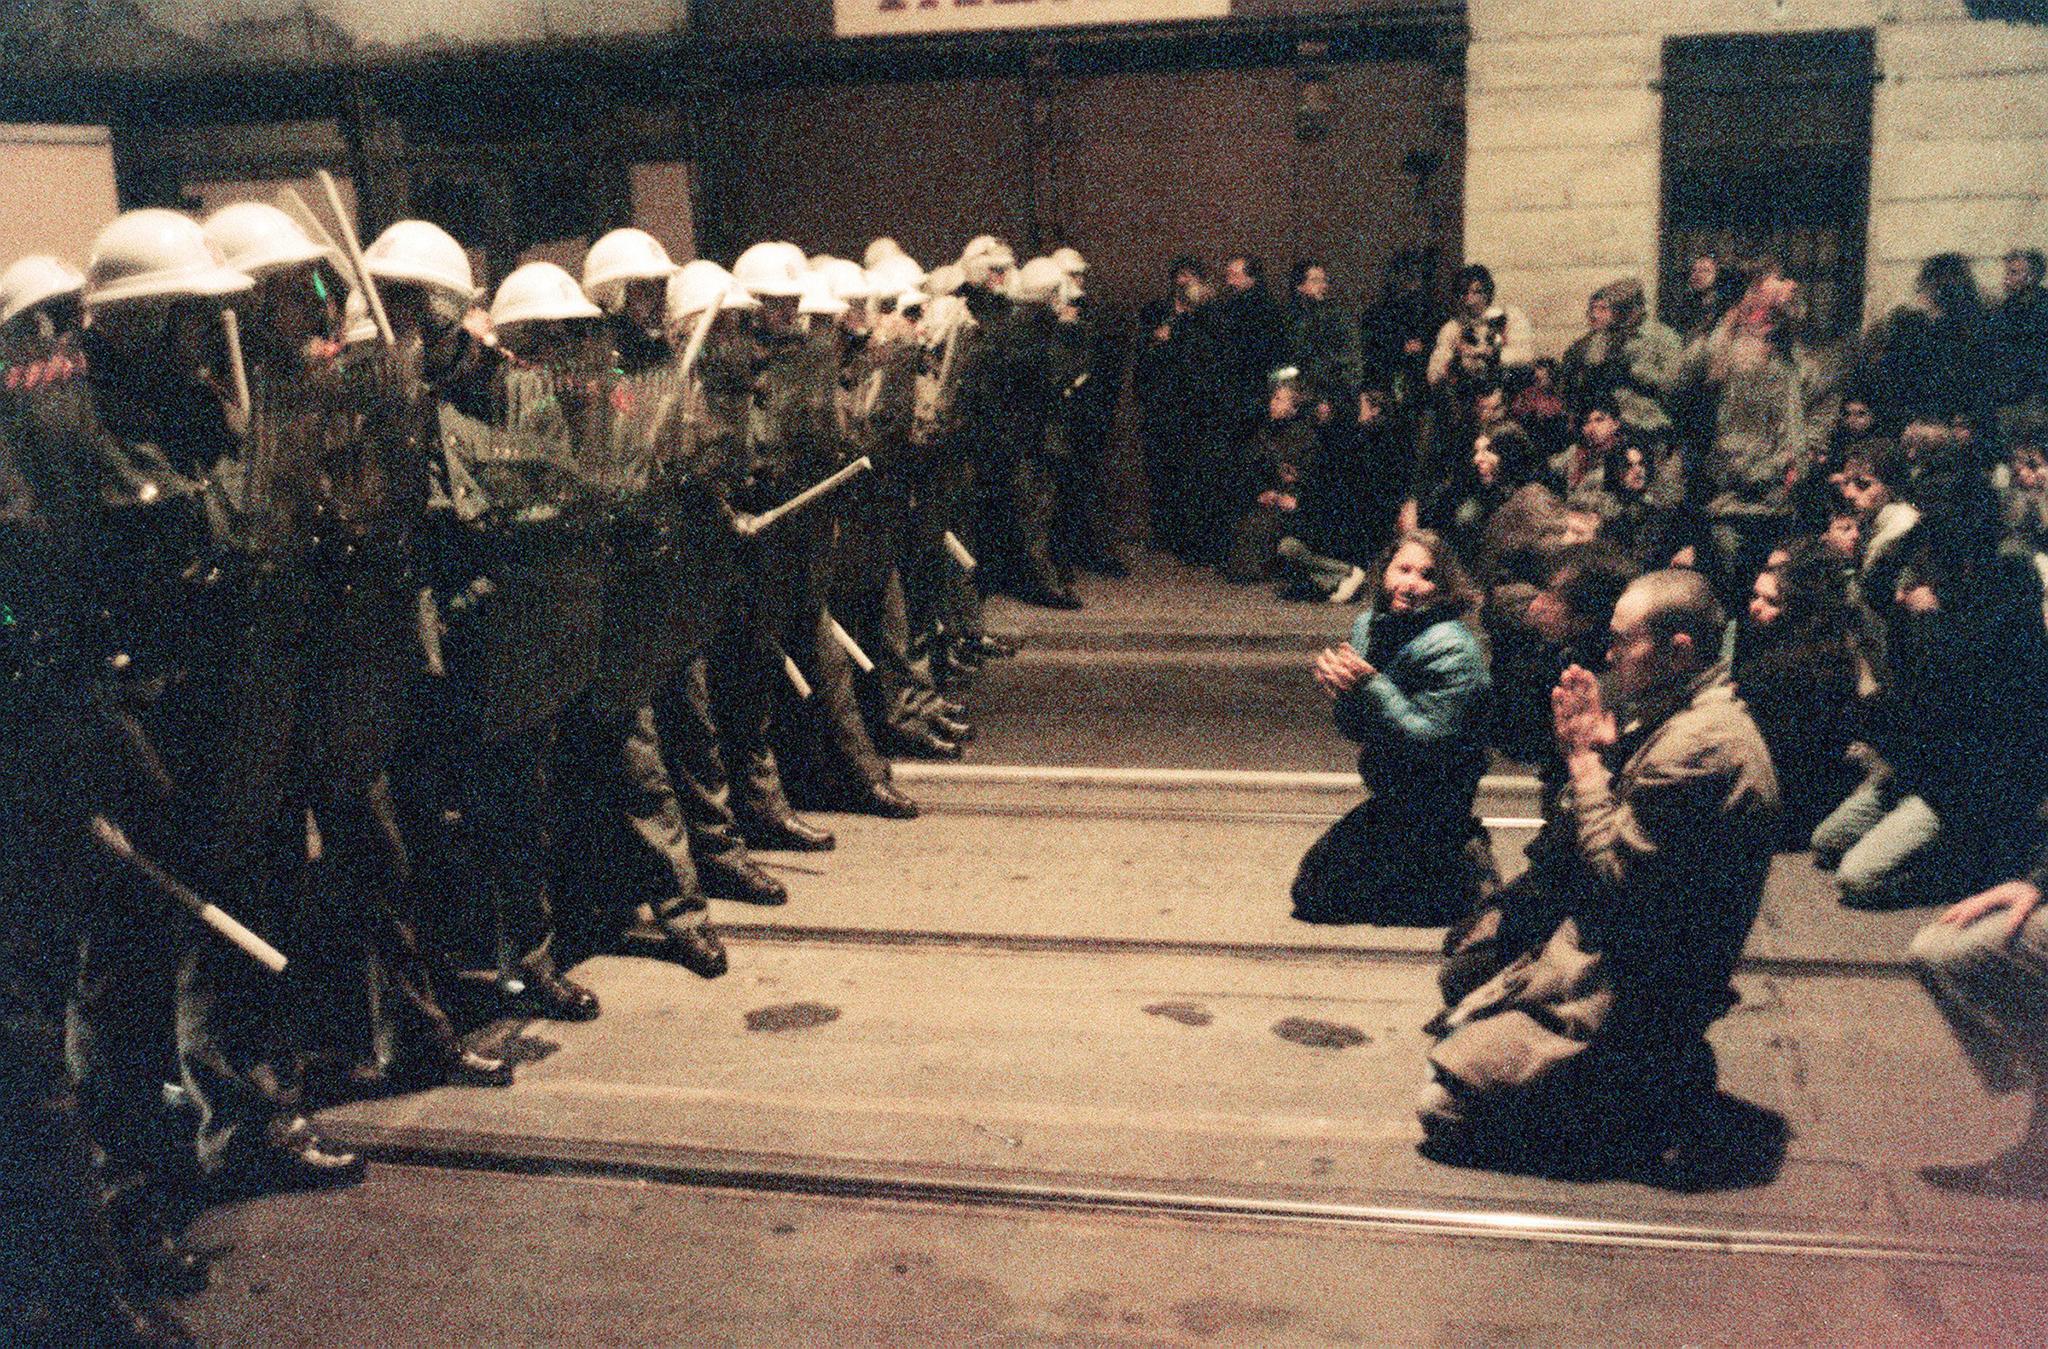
[1397,498,1420,534]
[1314,643,1375,699]
[1551,664,1617,757]
[1936,879,2042,942]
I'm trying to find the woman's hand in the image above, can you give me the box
[1314,643,1375,699]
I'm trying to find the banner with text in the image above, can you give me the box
[836,0,1228,38]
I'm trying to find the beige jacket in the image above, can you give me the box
[1433,664,1780,1094]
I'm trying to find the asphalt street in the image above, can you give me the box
[165,558,2048,1344]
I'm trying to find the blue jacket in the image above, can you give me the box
[1335,605,1490,805]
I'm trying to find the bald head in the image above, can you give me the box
[1624,569,1725,657]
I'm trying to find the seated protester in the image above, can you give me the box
[1854,252,1996,436]
[1820,504,1863,565]
[1427,423,1545,569]
[1423,571,1780,1172]
[1583,440,1692,575]
[1839,436,1921,625]
[1997,431,2048,619]
[1222,371,1316,581]
[1948,409,1997,476]
[1557,487,1612,548]
[1832,394,1879,454]
[1485,541,1641,776]
[1511,356,1571,460]
[1909,850,2048,1197]
[1814,485,2048,909]
[1786,439,1852,537]
[1473,460,1570,587]
[1293,530,1495,926]
[1733,544,1869,847]
[1277,387,1406,601]
[1548,394,1621,497]
[1557,276,1684,440]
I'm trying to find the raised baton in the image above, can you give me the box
[219,309,252,425]
[735,455,872,538]
[318,170,396,348]
[781,651,813,700]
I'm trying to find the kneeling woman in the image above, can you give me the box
[1293,530,1493,925]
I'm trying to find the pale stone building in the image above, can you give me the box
[1463,0,2048,353]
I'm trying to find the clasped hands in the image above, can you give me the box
[1551,664,1617,759]
[1313,642,1375,699]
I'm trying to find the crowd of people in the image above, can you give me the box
[0,207,1117,1342]
[1276,246,2048,1187]
[2,194,2046,1339]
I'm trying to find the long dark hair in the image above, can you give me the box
[1368,528,1479,620]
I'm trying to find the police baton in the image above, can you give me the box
[89,816,289,975]
[828,617,875,674]
[732,456,872,538]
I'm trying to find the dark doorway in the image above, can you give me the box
[1658,30,1876,338]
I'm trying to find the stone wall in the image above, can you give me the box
[0,125,118,265]
[1463,0,2048,356]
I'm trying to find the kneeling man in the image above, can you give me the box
[1420,569,1779,1167]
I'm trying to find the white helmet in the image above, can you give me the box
[581,227,681,309]
[666,259,758,324]
[796,272,848,317]
[960,236,1016,288]
[813,257,875,304]
[1013,256,1067,306]
[924,262,965,298]
[490,261,603,328]
[960,234,1005,264]
[731,241,809,298]
[1050,245,1087,276]
[865,253,926,299]
[863,237,907,270]
[202,201,337,281]
[84,209,253,310]
[0,254,85,326]
[363,220,478,302]
[920,293,971,345]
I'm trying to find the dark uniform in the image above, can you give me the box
[830,329,957,752]
[902,305,990,681]
[966,296,1069,605]
[547,316,727,974]
[643,321,817,901]
[411,344,607,1005]
[753,321,902,813]
[0,363,195,1343]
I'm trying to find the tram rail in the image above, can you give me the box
[327,1129,2048,1271]
[710,920,1922,981]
